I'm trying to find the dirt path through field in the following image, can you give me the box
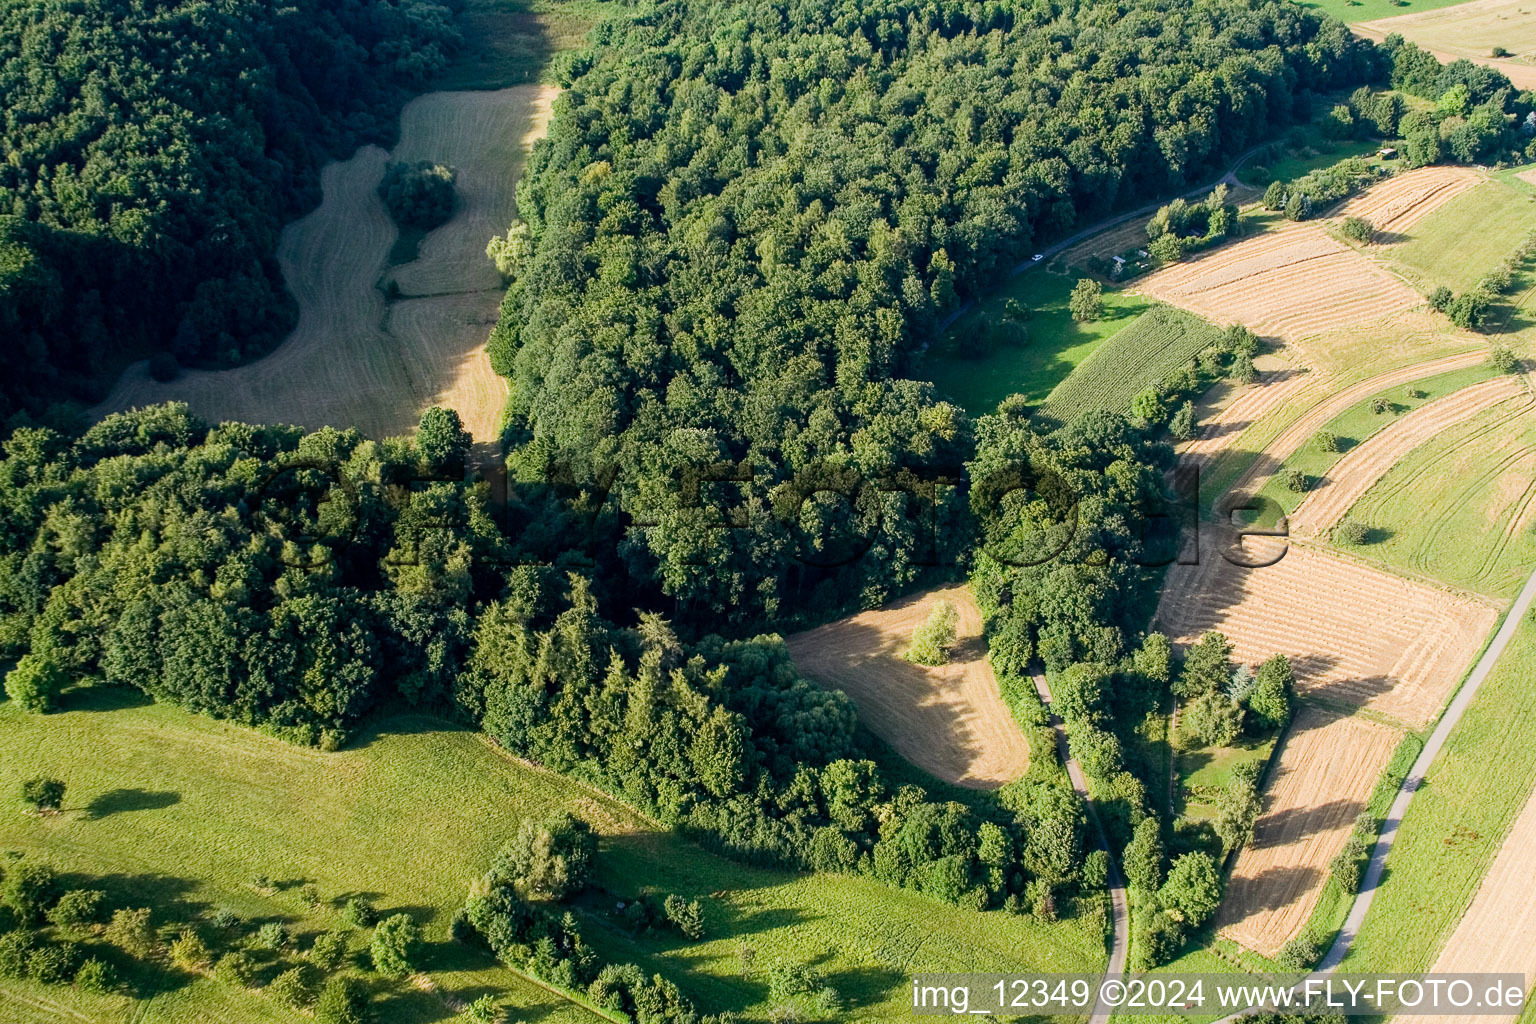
[785,587,1029,788]
[1290,376,1533,538]
[95,84,556,448]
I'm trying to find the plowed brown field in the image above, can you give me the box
[95,85,555,448]
[785,587,1029,788]
[1156,545,1497,728]
[1292,378,1533,538]
[1217,707,1400,958]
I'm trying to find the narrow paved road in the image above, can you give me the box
[1210,564,1536,1022]
[1033,672,1129,1024]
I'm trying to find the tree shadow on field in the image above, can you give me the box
[1227,864,1322,914]
[1250,798,1365,851]
[56,683,152,714]
[85,787,180,819]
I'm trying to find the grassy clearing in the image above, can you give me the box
[1383,179,1536,294]
[1037,306,1222,423]
[433,0,621,89]
[0,689,1106,1023]
[1239,137,1386,187]
[1172,731,1276,823]
[1334,397,1536,599]
[1341,607,1536,972]
[1291,0,1477,24]
[924,270,1150,415]
[1248,363,1499,520]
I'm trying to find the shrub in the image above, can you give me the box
[663,894,705,940]
[904,599,958,666]
[1493,46,1511,58]
[268,966,312,1008]
[1284,468,1310,492]
[342,897,377,928]
[0,931,36,977]
[5,654,66,712]
[1315,430,1339,453]
[1335,520,1369,545]
[1341,216,1373,243]
[370,913,421,978]
[1429,285,1454,311]
[299,883,322,909]
[20,777,65,812]
[1490,345,1518,373]
[316,974,373,1024]
[1370,396,1389,414]
[210,906,242,930]
[1082,849,1110,890]
[767,962,824,1001]
[105,907,158,958]
[1160,852,1222,927]
[74,957,117,993]
[309,928,349,971]
[1169,401,1196,440]
[378,161,456,230]
[212,951,258,987]
[28,940,81,984]
[254,922,289,950]
[1,861,58,921]
[170,930,212,972]
[49,889,106,931]
[461,994,503,1023]
[1277,937,1321,970]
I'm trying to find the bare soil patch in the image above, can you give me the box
[1155,545,1497,728]
[95,85,556,448]
[1292,377,1533,538]
[785,587,1030,789]
[1217,707,1400,958]
[1428,782,1536,1023]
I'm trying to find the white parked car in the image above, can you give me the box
[1031,253,1044,261]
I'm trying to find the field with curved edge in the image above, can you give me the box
[0,690,1102,1024]
[1332,396,1536,600]
[1216,707,1400,958]
[94,85,555,451]
[785,587,1030,789]
[1378,177,1536,295]
[1353,0,1536,92]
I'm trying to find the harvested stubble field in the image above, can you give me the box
[784,586,1030,788]
[1427,782,1536,1024]
[1355,0,1536,91]
[1291,376,1532,539]
[95,85,556,448]
[1137,168,1486,343]
[1336,398,1536,600]
[1155,544,1497,728]
[1216,707,1401,958]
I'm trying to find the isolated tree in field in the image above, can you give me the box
[417,406,472,476]
[1,860,58,921]
[1248,654,1295,731]
[1174,631,1233,698]
[1284,468,1310,493]
[48,889,105,931]
[21,776,64,812]
[317,974,373,1024]
[5,653,66,712]
[1277,937,1320,970]
[1160,852,1222,926]
[1341,216,1373,244]
[1490,344,1518,373]
[308,929,349,971]
[378,161,456,230]
[74,958,117,994]
[342,897,377,927]
[904,599,958,666]
[269,965,312,1008]
[494,812,597,900]
[370,913,421,977]
[170,929,212,972]
[663,894,705,940]
[1335,520,1369,546]
[1315,429,1339,453]
[105,907,158,958]
[1069,278,1103,322]
[1122,816,1165,892]
[1183,691,1243,747]
[1429,285,1454,311]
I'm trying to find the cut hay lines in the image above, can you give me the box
[94,84,555,449]
[784,587,1030,789]
[1038,305,1221,420]
[1291,375,1533,538]
[1155,545,1498,728]
[1427,783,1536,1024]
[1354,0,1536,91]
[1332,165,1484,238]
[1216,707,1400,958]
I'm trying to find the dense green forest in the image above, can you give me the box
[490,0,1383,630]
[0,0,462,418]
